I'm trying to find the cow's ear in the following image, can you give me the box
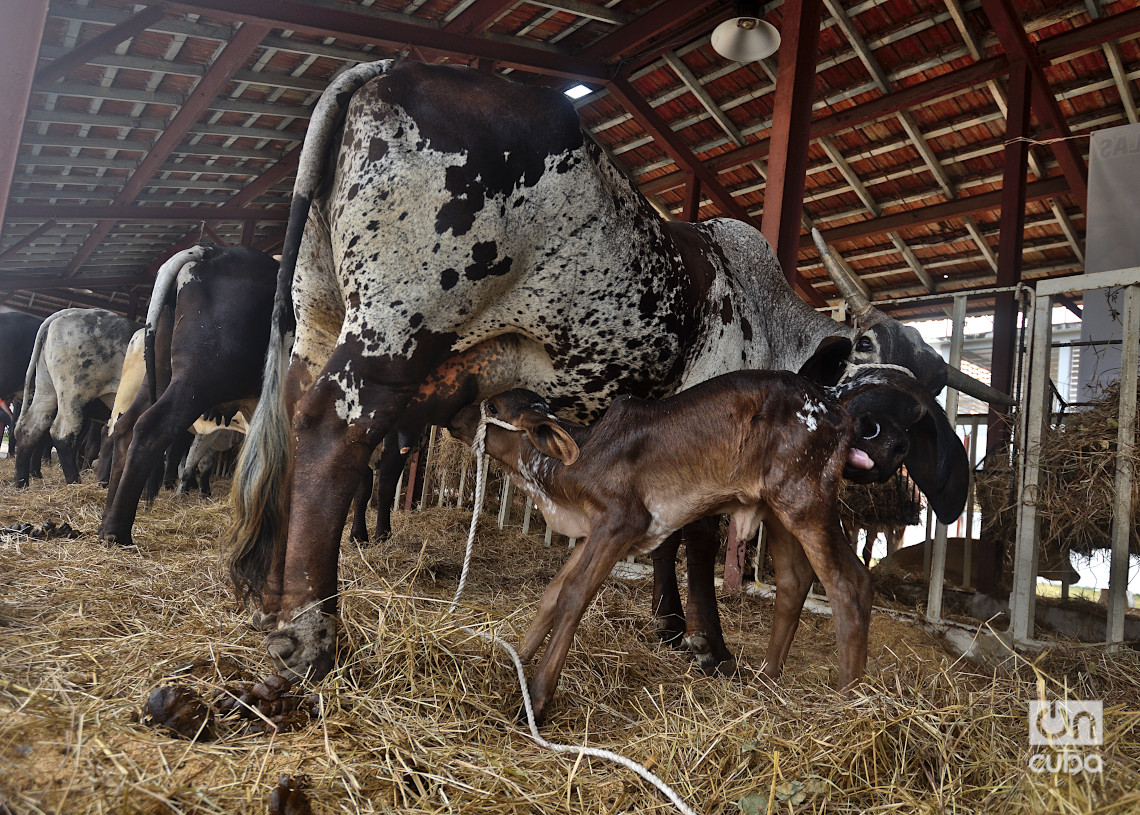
[519,412,580,465]
[798,336,852,386]
[904,400,969,524]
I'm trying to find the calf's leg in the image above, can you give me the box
[774,508,872,689]
[759,520,816,681]
[524,516,648,723]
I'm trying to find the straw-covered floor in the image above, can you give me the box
[1,458,1137,814]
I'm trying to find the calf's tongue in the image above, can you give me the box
[847,448,874,469]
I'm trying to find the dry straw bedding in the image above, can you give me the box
[0,460,1137,814]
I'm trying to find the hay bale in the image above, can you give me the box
[0,460,1137,813]
[979,381,1140,557]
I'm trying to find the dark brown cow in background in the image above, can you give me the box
[228,60,1004,683]
[99,244,276,547]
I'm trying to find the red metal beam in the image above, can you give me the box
[0,219,57,264]
[164,0,611,82]
[981,0,1088,212]
[641,56,1008,198]
[1036,3,1140,62]
[809,175,1069,246]
[681,173,701,222]
[33,4,167,86]
[580,0,711,63]
[63,23,270,278]
[0,274,150,293]
[637,6,1140,199]
[0,0,50,236]
[442,0,517,36]
[761,0,822,285]
[6,205,285,221]
[608,75,753,223]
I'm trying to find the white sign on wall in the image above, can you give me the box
[1077,123,1140,400]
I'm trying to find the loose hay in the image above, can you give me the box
[978,381,1140,558]
[1,460,1137,814]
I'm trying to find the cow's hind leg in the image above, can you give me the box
[13,400,55,487]
[681,516,736,675]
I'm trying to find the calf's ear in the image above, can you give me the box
[519,412,580,465]
[904,400,969,524]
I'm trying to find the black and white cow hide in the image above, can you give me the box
[14,308,137,486]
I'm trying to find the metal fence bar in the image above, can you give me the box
[927,294,966,622]
[1108,284,1140,647]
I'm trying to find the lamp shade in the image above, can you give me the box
[711,17,781,63]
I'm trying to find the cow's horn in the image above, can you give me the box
[812,228,872,318]
[945,365,1017,406]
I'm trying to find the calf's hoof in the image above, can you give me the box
[266,608,337,683]
[685,633,738,677]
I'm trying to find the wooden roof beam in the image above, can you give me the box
[33,4,167,86]
[63,22,271,279]
[162,0,611,81]
[0,0,49,236]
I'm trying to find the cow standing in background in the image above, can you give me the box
[99,245,276,547]
[0,311,44,460]
[14,308,137,486]
[229,61,1006,683]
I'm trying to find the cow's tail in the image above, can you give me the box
[18,310,64,413]
[145,246,209,404]
[228,60,392,604]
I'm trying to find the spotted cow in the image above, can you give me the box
[14,308,137,486]
[228,60,1005,682]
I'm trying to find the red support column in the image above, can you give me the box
[760,0,823,284]
[978,59,1031,595]
[0,0,50,234]
[682,173,701,222]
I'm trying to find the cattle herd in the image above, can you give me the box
[2,60,1016,724]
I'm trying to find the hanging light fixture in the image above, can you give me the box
[711,1,781,63]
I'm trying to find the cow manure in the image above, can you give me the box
[141,684,214,741]
[210,673,320,735]
[0,519,82,540]
[268,775,313,815]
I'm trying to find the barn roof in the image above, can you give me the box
[0,0,1134,325]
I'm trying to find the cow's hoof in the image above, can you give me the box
[266,608,337,683]
[685,634,738,677]
[100,531,135,548]
[250,609,278,631]
[655,615,686,648]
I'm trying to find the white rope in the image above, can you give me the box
[838,361,915,383]
[447,400,698,815]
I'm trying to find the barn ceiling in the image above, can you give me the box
[0,0,1137,324]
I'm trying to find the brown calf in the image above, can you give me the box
[448,368,968,721]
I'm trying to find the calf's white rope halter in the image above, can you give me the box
[446,399,698,815]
